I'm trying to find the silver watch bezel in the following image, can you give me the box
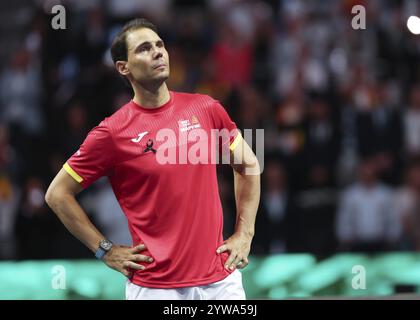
[99,239,113,252]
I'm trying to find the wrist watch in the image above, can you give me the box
[95,239,113,260]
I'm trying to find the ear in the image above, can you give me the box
[115,61,130,77]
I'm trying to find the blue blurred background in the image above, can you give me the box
[1,0,420,299]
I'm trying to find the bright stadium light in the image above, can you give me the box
[407,16,420,35]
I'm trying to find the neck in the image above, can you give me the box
[132,81,170,108]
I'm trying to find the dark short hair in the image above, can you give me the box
[110,18,158,64]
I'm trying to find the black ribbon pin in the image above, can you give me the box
[144,139,157,153]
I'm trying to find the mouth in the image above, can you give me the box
[153,63,166,69]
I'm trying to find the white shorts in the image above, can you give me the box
[126,269,246,300]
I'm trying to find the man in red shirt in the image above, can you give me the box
[45,18,260,300]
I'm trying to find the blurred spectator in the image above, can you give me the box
[336,81,359,187]
[14,177,55,259]
[397,161,420,250]
[211,19,254,89]
[275,94,306,158]
[270,3,304,97]
[166,45,189,93]
[217,168,236,240]
[255,160,290,254]
[0,175,20,259]
[236,85,267,130]
[0,48,43,136]
[302,97,340,169]
[274,94,308,191]
[355,82,403,184]
[289,165,337,257]
[61,102,90,157]
[0,124,23,181]
[404,84,420,157]
[80,177,131,246]
[106,0,171,21]
[77,7,108,68]
[336,158,400,252]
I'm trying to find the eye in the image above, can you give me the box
[138,45,151,53]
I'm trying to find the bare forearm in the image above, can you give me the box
[216,168,260,271]
[47,193,104,253]
[233,170,260,238]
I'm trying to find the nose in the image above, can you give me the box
[153,46,163,60]
[154,51,163,59]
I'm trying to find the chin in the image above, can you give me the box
[136,73,169,86]
[156,73,170,82]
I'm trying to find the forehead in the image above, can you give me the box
[126,28,161,51]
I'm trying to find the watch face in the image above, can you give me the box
[100,240,113,251]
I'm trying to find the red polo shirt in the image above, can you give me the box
[64,91,240,288]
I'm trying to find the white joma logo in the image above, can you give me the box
[131,131,148,143]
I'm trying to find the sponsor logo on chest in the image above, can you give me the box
[178,115,201,133]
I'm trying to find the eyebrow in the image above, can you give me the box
[134,40,164,51]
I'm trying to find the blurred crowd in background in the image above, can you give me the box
[1,0,420,261]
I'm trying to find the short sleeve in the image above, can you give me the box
[210,101,241,151]
[63,122,115,189]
